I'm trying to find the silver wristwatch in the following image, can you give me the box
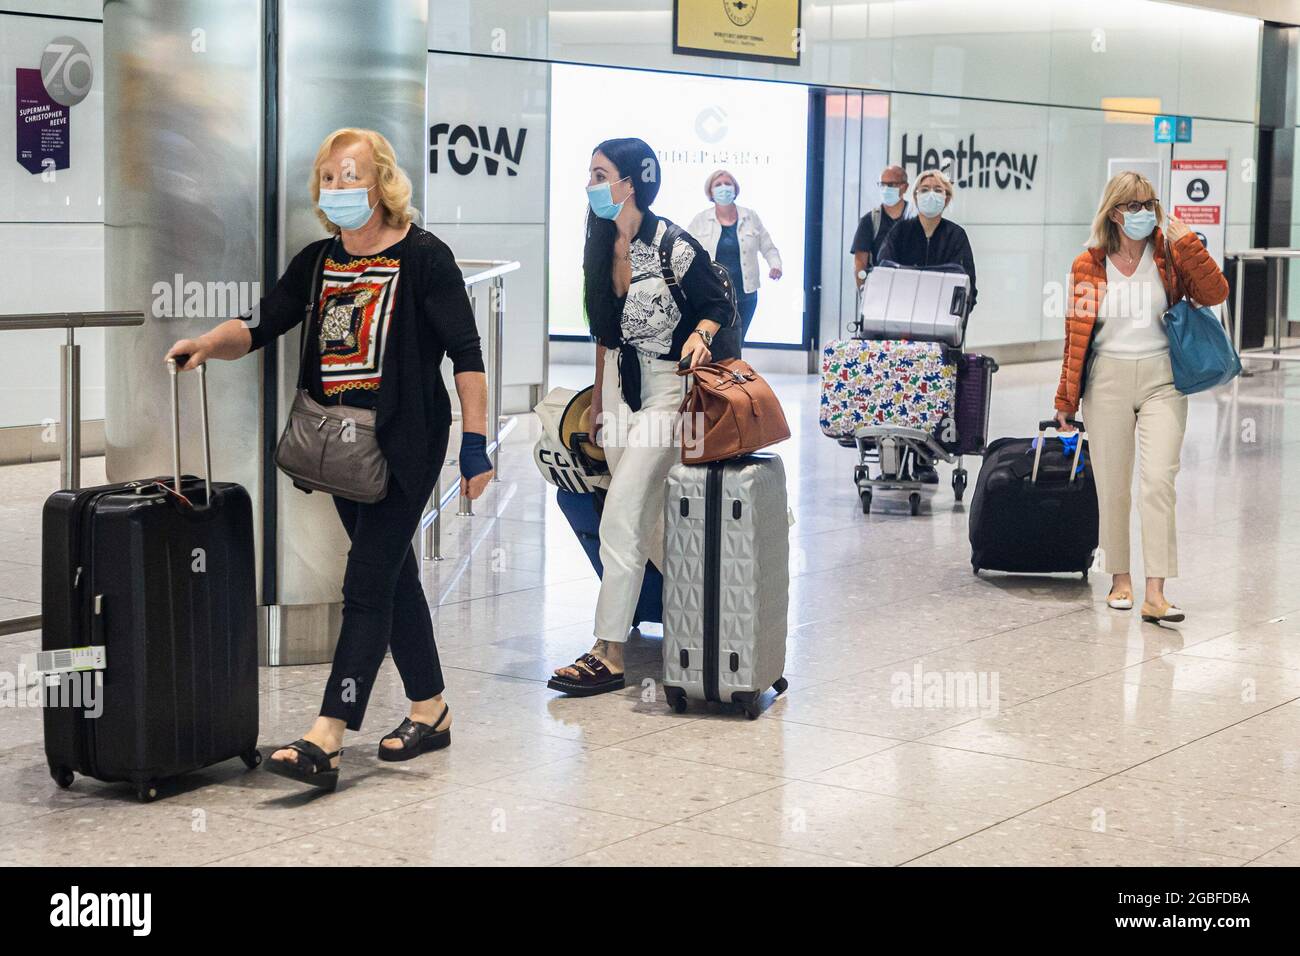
[693,328,713,347]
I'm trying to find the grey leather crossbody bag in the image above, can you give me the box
[273,243,391,503]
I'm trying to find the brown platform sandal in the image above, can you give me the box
[547,652,625,697]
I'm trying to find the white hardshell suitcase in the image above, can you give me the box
[860,263,970,347]
[661,453,790,719]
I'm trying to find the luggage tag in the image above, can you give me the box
[22,646,107,677]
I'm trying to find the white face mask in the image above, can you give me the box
[916,189,947,217]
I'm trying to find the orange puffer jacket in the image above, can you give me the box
[1055,229,1229,414]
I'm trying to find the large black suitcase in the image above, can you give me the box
[41,360,260,802]
[968,419,1098,578]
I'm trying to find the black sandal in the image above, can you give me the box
[547,653,625,697]
[264,738,342,792]
[378,706,452,762]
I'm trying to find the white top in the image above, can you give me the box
[685,204,781,295]
[1093,244,1169,359]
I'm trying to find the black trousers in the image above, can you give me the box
[714,292,760,360]
[319,469,445,731]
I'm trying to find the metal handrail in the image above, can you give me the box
[416,259,521,561]
[0,310,146,489]
[0,310,145,331]
[1225,249,1300,370]
[0,310,146,636]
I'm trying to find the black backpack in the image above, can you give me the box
[657,221,740,357]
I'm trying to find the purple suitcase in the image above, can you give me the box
[947,354,998,455]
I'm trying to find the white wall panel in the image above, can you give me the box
[963,224,1046,348]
[430,221,547,399]
[429,0,549,60]
[1045,106,1168,227]
[426,53,548,224]
[2,13,105,430]
[426,54,549,400]
[891,2,1052,103]
[0,223,105,427]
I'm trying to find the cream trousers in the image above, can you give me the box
[1082,352,1188,579]
[593,352,683,643]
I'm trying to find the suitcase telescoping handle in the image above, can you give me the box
[164,356,213,503]
[1031,418,1085,484]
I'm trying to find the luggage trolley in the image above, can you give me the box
[849,262,981,516]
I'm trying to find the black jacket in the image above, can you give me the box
[246,224,484,494]
[877,216,978,312]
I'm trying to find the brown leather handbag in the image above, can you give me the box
[677,358,791,464]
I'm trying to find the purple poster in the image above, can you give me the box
[16,67,70,175]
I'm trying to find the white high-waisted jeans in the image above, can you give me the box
[593,351,683,643]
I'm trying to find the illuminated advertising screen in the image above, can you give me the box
[548,64,808,347]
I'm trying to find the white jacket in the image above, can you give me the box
[686,205,781,295]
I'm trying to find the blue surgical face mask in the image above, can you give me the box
[318,185,376,230]
[1121,209,1157,241]
[712,184,736,206]
[916,189,946,218]
[586,177,629,220]
[880,185,901,206]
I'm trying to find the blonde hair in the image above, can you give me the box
[914,169,954,200]
[704,168,739,199]
[309,128,416,234]
[1089,171,1163,253]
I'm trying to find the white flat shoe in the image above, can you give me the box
[1106,592,1133,610]
[1140,601,1185,624]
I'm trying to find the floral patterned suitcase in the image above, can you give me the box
[819,339,956,439]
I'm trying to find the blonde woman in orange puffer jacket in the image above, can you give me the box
[1054,171,1228,625]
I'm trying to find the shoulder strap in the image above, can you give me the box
[295,240,331,390]
[871,206,882,237]
[1158,229,1186,307]
[658,221,691,315]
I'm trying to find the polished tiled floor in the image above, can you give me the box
[1,357,1299,866]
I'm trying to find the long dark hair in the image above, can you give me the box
[583,137,661,347]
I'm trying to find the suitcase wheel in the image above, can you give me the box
[135,782,159,803]
[241,748,263,770]
[733,692,761,720]
[952,468,968,502]
[860,490,872,515]
[49,766,74,790]
[909,492,921,516]
[664,686,688,714]
[772,676,789,696]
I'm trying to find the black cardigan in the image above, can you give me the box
[245,224,484,494]
[877,216,978,313]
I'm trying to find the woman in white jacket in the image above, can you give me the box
[687,169,782,355]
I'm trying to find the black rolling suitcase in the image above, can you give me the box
[41,359,260,802]
[968,419,1099,579]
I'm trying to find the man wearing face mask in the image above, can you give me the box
[1054,171,1227,626]
[850,164,914,288]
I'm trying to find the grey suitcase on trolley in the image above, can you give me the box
[661,453,790,719]
[859,262,970,346]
